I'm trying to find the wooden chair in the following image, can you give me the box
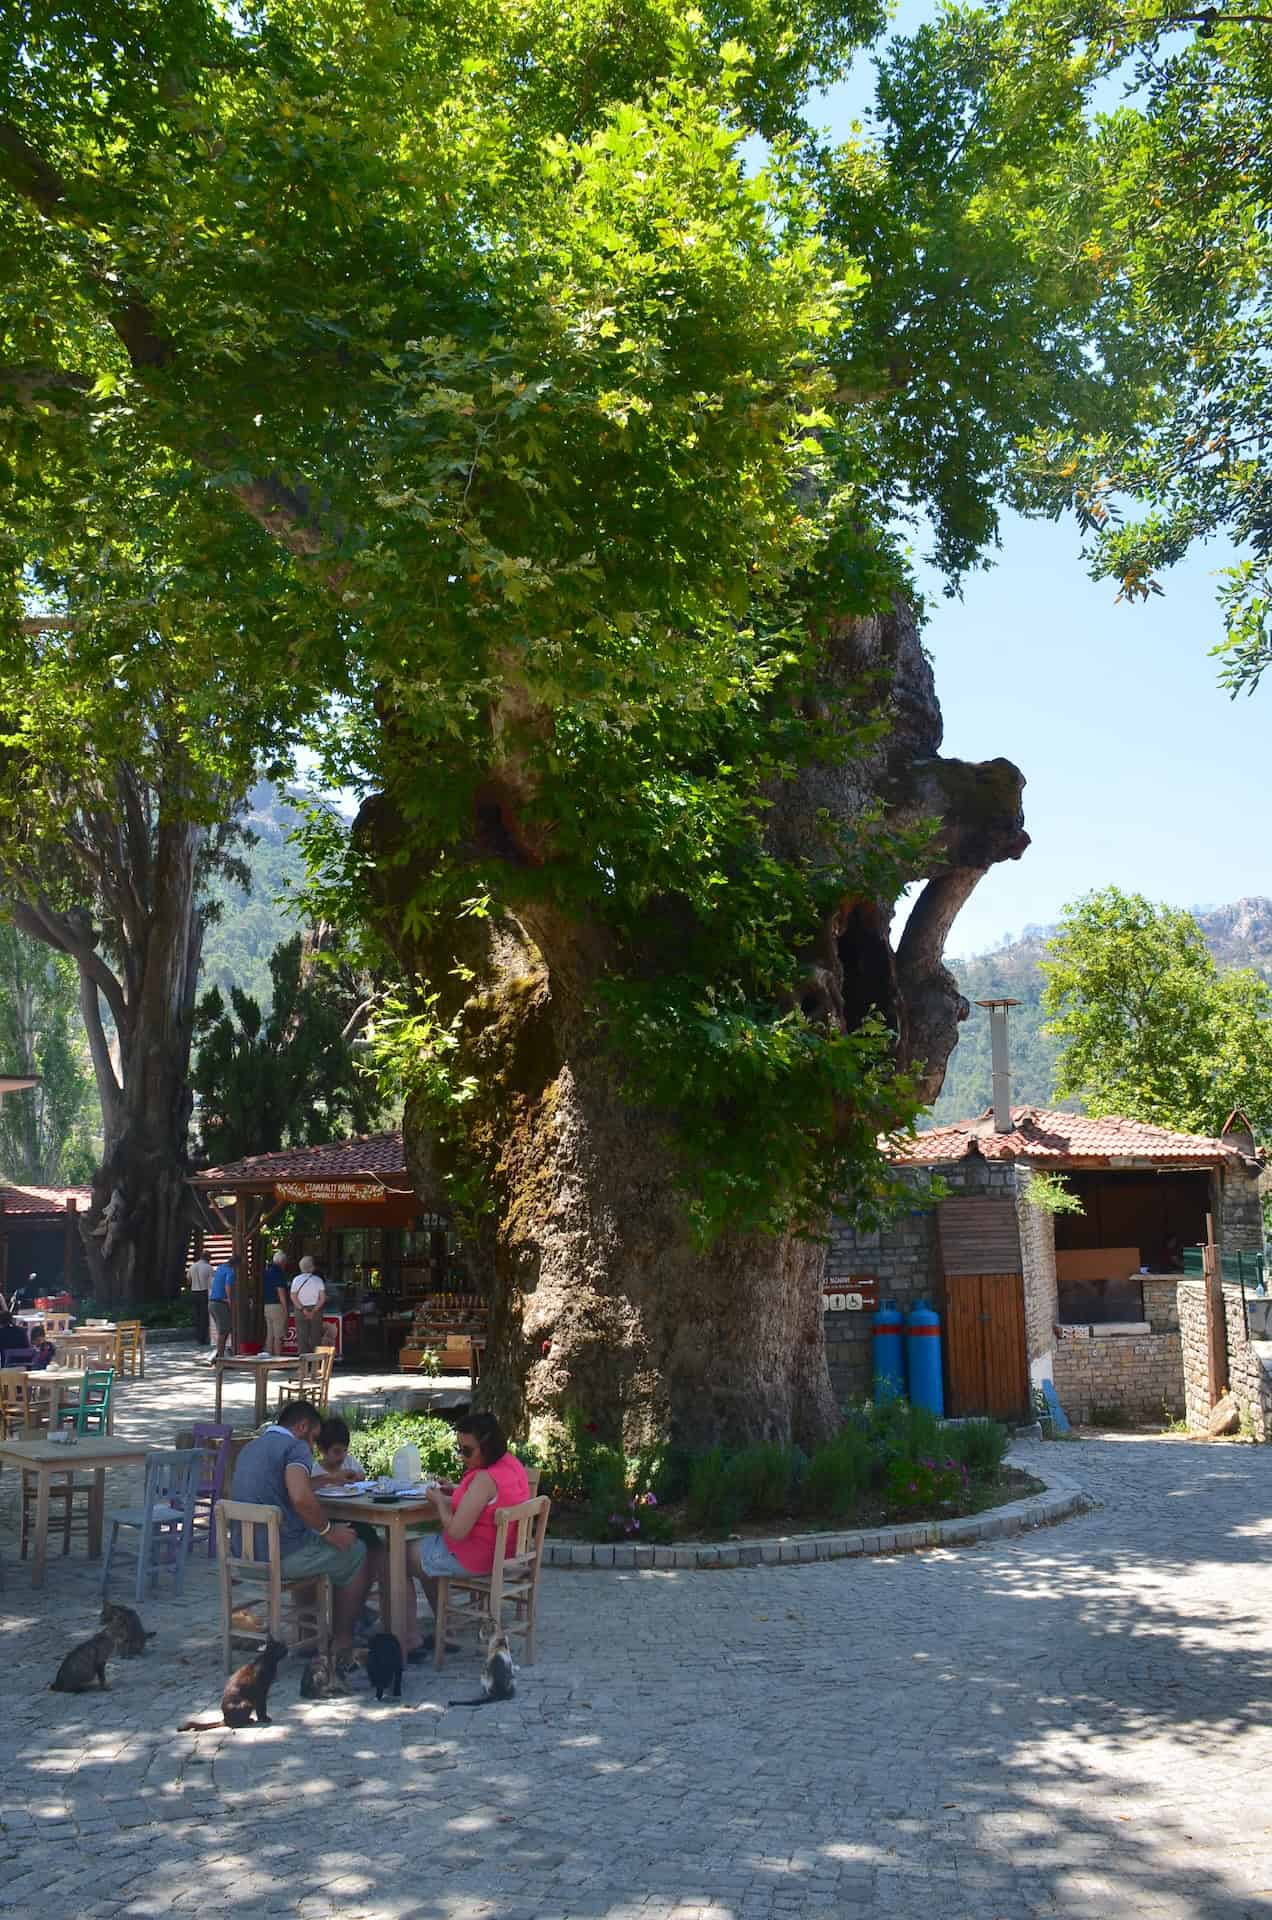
[433,1494,551,1670]
[42,1313,73,1339]
[215,1499,332,1672]
[114,1320,145,1379]
[188,1421,234,1557]
[101,1448,202,1604]
[57,1367,114,1436]
[276,1345,336,1415]
[0,1368,29,1438]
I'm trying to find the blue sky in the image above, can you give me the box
[806,33,1270,960]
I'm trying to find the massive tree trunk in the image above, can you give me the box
[375,604,1029,1450]
[9,811,206,1306]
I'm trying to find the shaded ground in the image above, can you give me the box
[1,1351,1269,1920]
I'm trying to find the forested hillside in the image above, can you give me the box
[930,898,1272,1124]
[200,784,311,1009]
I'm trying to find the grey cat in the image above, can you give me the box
[448,1630,516,1707]
[51,1629,114,1693]
[101,1603,155,1657]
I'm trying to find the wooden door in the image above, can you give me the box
[944,1273,1029,1419]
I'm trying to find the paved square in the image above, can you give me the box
[2,1349,1269,1919]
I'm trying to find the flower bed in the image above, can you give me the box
[343,1400,1020,1543]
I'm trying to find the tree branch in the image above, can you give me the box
[77,966,123,1144]
[5,893,130,1036]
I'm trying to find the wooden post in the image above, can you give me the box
[63,1197,76,1291]
[1203,1212,1229,1407]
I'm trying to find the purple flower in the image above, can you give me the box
[644,1492,658,1507]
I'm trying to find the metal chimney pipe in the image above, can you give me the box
[975,998,1019,1134]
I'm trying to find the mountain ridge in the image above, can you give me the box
[931,896,1272,1124]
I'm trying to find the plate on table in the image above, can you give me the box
[322,1482,373,1498]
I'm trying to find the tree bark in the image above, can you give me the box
[376,603,1029,1450]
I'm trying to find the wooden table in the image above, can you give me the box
[0,1434,151,1586]
[213,1354,301,1426]
[316,1487,437,1643]
[58,1330,119,1369]
[23,1369,96,1432]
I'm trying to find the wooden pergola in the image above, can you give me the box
[187,1133,419,1347]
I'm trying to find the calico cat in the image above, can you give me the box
[448,1631,516,1707]
[365,1630,404,1701]
[51,1629,114,1693]
[101,1602,155,1657]
[299,1651,352,1699]
[177,1637,287,1730]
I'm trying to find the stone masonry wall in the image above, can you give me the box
[1178,1280,1212,1431]
[1052,1325,1184,1425]
[1179,1278,1272,1437]
[1218,1166,1263,1255]
[824,1160,1018,1406]
[1223,1283,1272,1441]
[1014,1167,1057,1366]
[1142,1276,1181,1333]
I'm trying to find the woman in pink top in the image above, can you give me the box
[406,1412,530,1644]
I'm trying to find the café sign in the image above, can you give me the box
[274,1181,387,1204]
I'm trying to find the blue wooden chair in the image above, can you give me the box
[101,1448,203,1604]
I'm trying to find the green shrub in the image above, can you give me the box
[884,1454,967,1514]
[943,1418,1009,1480]
[802,1425,873,1520]
[345,1412,458,1480]
[536,1411,626,1503]
[686,1447,745,1535]
[631,1442,695,1508]
[724,1443,799,1520]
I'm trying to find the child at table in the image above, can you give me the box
[310,1417,381,1550]
[309,1416,367,1487]
[29,1325,56,1370]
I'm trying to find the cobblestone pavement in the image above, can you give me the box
[1,1350,1270,1920]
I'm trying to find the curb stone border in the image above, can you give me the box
[542,1443,1096,1571]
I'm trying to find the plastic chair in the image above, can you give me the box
[101,1447,203,1605]
[188,1421,234,1556]
[433,1494,551,1669]
[215,1499,332,1672]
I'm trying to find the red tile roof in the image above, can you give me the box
[191,1131,408,1188]
[0,1182,91,1218]
[890,1107,1258,1170]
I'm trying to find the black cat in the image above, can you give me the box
[366,1630,404,1701]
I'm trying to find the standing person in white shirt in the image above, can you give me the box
[290,1256,326,1354]
[186,1250,213,1349]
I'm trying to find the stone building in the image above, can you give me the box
[825,1106,1263,1423]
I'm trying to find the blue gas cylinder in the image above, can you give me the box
[871,1297,905,1402]
[905,1298,944,1417]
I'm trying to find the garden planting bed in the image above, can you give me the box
[344,1400,1092,1570]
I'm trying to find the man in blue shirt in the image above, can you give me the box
[209,1255,235,1364]
[261,1248,290,1357]
[229,1399,372,1657]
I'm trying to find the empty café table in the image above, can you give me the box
[24,1369,94,1432]
[58,1329,119,1369]
[213,1354,302,1426]
[0,1434,151,1586]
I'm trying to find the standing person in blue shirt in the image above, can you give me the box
[209,1255,235,1365]
[261,1247,291,1357]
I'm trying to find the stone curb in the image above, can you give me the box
[542,1442,1095,1571]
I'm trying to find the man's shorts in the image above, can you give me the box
[279,1533,367,1588]
[209,1299,231,1335]
[263,1303,287,1340]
